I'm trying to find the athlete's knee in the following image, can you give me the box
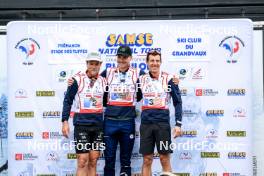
[159,154,170,166]
[88,156,98,168]
[143,155,153,167]
[77,155,88,169]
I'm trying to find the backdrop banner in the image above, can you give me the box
[7,20,253,176]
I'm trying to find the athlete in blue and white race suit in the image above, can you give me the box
[101,46,144,176]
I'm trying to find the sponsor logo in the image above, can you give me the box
[180,88,188,96]
[181,130,197,138]
[15,111,34,118]
[105,33,153,47]
[206,129,218,139]
[16,132,34,139]
[233,107,246,117]
[153,152,160,159]
[226,131,246,137]
[196,89,218,96]
[174,173,191,176]
[57,70,74,82]
[206,110,224,117]
[228,152,246,159]
[199,173,217,176]
[179,152,192,160]
[15,89,28,98]
[15,38,40,65]
[179,68,189,80]
[183,109,198,117]
[15,153,38,160]
[131,153,142,159]
[36,91,55,97]
[15,153,23,160]
[46,151,59,161]
[227,89,245,96]
[192,68,204,80]
[223,173,244,176]
[42,132,63,139]
[201,152,220,158]
[67,153,77,159]
[43,111,61,118]
[219,35,245,63]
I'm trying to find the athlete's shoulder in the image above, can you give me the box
[72,71,86,79]
[161,71,174,82]
[139,71,149,81]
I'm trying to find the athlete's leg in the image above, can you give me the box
[119,120,135,176]
[104,119,119,176]
[77,153,89,176]
[142,154,153,176]
[88,151,100,176]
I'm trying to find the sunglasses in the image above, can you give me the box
[147,49,161,55]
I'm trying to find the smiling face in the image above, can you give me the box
[147,54,161,75]
[86,60,101,77]
[117,55,131,71]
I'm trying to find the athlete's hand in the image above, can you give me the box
[67,77,74,86]
[172,75,179,85]
[62,121,70,138]
[172,126,181,138]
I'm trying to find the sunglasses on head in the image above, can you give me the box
[147,49,161,55]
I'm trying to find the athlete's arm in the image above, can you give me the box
[61,79,78,138]
[169,79,182,138]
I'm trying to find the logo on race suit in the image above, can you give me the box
[233,107,246,117]
[219,36,245,63]
[15,38,40,65]
[15,89,28,98]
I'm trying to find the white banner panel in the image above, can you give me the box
[7,20,253,176]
